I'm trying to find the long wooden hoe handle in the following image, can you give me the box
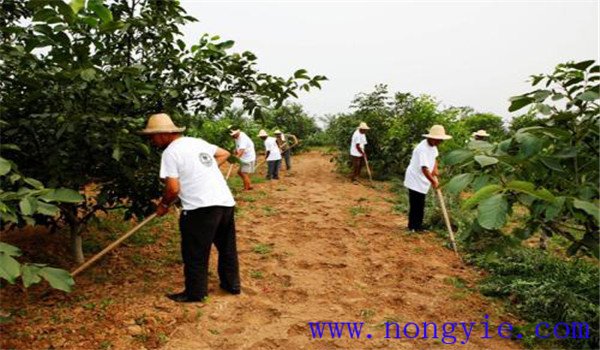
[363,154,373,183]
[225,163,235,180]
[435,188,461,260]
[71,213,158,277]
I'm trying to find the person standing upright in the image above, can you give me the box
[140,113,241,303]
[274,130,299,171]
[229,126,256,191]
[258,129,282,180]
[349,122,370,184]
[404,125,452,232]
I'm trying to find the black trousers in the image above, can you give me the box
[408,189,426,230]
[179,206,240,298]
[267,159,281,179]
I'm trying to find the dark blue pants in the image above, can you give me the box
[408,189,426,230]
[267,159,281,179]
[282,149,291,170]
[179,206,240,298]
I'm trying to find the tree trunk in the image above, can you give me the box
[70,225,84,264]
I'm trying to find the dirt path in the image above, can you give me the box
[164,151,521,350]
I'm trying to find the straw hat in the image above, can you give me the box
[274,130,282,134]
[358,122,370,130]
[258,129,269,137]
[422,125,452,140]
[139,113,185,134]
[472,129,490,138]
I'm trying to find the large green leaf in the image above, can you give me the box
[69,0,85,14]
[443,149,473,166]
[24,177,44,189]
[508,96,534,112]
[573,199,600,223]
[0,157,11,176]
[88,0,113,23]
[19,197,37,216]
[506,181,555,202]
[21,265,42,288]
[577,90,599,102]
[39,267,75,292]
[0,252,21,284]
[477,194,508,229]
[40,188,83,203]
[462,184,503,210]
[0,242,21,257]
[514,132,543,157]
[36,201,60,216]
[474,155,498,168]
[445,173,474,194]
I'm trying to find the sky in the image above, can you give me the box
[180,0,599,123]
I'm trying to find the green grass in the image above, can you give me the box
[249,270,264,279]
[349,205,370,217]
[252,243,273,255]
[262,206,278,216]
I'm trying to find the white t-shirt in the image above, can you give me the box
[160,137,235,210]
[264,137,282,161]
[235,132,256,163]
[349,129,368,157]
[404,139,439,194]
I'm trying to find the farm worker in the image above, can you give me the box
[404,125,452,232]
[229,126,256,191]
[349,122,370,184]
[258,129,282,180]
[274,130,299,171]
[140,113,241,303]
[472,129,490,141]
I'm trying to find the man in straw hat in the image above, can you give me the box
[349,122,370,184]
[229,126,256,190]
[258,129,282,180]
[274,130,299,171]
[140,113,241,302]
[404,125,452,232]
[472,129,490,141]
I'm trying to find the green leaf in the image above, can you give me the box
[294,69,308,79]
[70,0,85,14]
[88,0,113,23]
[19,197,37,216]
[572,60,595,71]
[462,184,503,210]
[467,140,494,152]
[576,90,599,102]
[40,188,83,203]
[24,177,44,189]
[0,252,21,284]
[514,132,543,157]
[508,97,534,112]
[21,265,42,288]
[477,194,508,229]
[536,104,552,115]
[474,155,498,168]
[506,180,555,202]
[39,267,74,292]
[112,146,122,161]
[545,196,565,221]
[471,175,490,191]
[443,149,473,166]
[0,242,21,257]
[0,157,11,176]
[33,8,58,22]
[573,199,600,223]
[36,201,60,216]
[444,173,474,194]
[539,156,563,172]
[80,68,96,82]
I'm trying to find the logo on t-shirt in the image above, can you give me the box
[198,153,213,167]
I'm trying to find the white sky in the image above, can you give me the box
[180,1,599,122]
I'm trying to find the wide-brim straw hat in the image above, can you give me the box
[472,129,490,137]
[258,129,268,137]
[274,130,282,134]
[423,125,452,140]
[358,122,370,130]
[139,113,185,134]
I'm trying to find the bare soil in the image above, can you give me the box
[1,151,521,350]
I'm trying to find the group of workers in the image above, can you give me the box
[229,126,299,189]
[138,113,490,303]
[349,122,490,232]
